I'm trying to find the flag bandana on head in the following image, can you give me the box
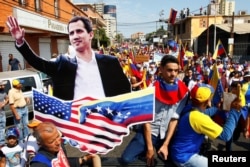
[32,87,155,154]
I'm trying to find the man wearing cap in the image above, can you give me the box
[0,126,24,167]
[170,83,242,167]
[0,80,9,148]
[8,79,30,141]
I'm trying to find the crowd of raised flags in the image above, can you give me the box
[99,38,250,133]
[102,39,228,85]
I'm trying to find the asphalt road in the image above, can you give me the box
[7,113,249,165]
[65,130,250,158]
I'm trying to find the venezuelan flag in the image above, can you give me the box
[33,87,155,154]
[128,58,142,80]
[209,64,224,105]
[212,40,226,59]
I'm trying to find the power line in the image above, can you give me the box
[117,21,158,26]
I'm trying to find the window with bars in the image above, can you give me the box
[200,19,207,28]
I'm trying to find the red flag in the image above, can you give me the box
[169,8,178,25]
[128,59,142,80]
[128,50,134,62]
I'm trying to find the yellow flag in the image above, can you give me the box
[48,84,53,96]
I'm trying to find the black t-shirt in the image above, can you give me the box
[0,149,5,158]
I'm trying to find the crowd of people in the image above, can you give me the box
[111,47,249,167]
[0,15,249,167]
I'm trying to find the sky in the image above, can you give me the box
[74,0,246,38]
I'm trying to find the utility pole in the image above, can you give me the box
[213,1,217,50]
[206,9,209,57]
[229,12,235,58]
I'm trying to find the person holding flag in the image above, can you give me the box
[212,39,226,60]
[208,63,224,106]
[240,71,250,138]
[170,83,242,167]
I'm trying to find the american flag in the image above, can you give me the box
[33,87,155,154]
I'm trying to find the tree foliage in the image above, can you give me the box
[92,28,110,49]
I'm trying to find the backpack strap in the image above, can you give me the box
[31,153,51,167]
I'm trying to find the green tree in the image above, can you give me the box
[115,33,124,45]
[92,28,110,49]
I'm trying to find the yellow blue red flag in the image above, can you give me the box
[212,39,226,59]
[209,64,224,105]
[32,87,155,154]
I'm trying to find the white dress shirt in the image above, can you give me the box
[73,51,105,100]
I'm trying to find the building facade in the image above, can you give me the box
[172,13,250,57]
[73,2,116,45]
[130,32,145,45]
[103,14,116,44]
[220,0,235,15]
[103,5,117,45]
[92,3,105,16]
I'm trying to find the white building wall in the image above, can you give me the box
[103,14,117,41]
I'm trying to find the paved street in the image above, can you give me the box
[65,129,250,159]
[7,115,249,166]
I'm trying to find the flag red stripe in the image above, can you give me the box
[122,114,153,126]
[35,112,129,154]
[35,114,128,141]
[33,89,154,154]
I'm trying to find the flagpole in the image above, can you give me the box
[212,1,217,51]
[206,4,209,57]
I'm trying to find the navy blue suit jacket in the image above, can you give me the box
[16,42,131,100]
